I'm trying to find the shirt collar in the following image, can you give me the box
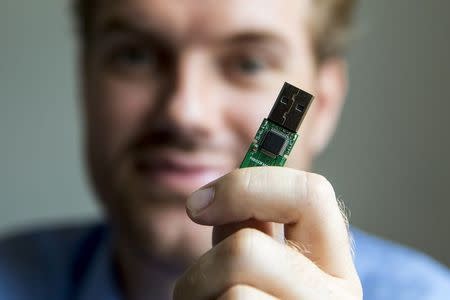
[77,232,121,300]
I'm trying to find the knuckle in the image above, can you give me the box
[237,167,256,194]
[220,168,253,199]
[227,228,263,258]
[306,173,337,207]
[219,285,247,299]
[334,277,363,300]
[308,173,334,196]
[234,167,274,194]
[215,228,266,282]
[219,285,275,300]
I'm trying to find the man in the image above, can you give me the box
[0,0,449,299]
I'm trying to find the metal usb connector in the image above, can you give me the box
[268,82,314,133]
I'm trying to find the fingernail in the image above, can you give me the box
[187,187,215,216]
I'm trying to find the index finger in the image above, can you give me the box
[186,167,356,279]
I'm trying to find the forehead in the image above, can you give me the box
[95,0,312,44]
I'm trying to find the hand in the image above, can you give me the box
[173,167,362,299]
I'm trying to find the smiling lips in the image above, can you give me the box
[134,151,230,193]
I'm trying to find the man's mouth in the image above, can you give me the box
[133,151,231,194]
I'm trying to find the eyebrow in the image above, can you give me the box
[218,31,290,55]
[94,16,291,55]
[223,32,287,46]
[93,17,176,49]
[98,18,152,36]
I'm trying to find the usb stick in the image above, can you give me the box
[240,82,314,168]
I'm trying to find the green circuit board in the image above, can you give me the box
[240,119,298,168]
[239,82,313,169]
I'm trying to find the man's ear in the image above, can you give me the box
[309,58,348,155]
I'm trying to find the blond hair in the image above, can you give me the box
[73,0,357,63]
[311,0,357,61]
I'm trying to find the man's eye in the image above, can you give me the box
[234,57,266,75]
[107,44,158,75]
[117,46,153,65]
[221,54,272,86]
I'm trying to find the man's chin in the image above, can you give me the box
[146,204,212,261]
[115,193,212,265]
[109,164,225,262]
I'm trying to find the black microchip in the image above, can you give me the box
[261,130,287,156]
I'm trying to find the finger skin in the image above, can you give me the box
[212,218,285,246]
[173,228,356,300]
[186,167,355,279]
[217,285,279,300]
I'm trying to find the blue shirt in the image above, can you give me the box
[0,223,448,299]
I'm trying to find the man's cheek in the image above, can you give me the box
[226,93,276,145]
[91,81,153,155]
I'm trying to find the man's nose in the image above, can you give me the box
[163,51,218,133]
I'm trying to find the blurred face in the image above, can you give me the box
[82,0,329,260]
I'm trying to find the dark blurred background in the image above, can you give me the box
[1,0,449,265]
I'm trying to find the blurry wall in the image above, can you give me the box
[0,0,98,230]
[1,0,449,266]
[315,1,450,266]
